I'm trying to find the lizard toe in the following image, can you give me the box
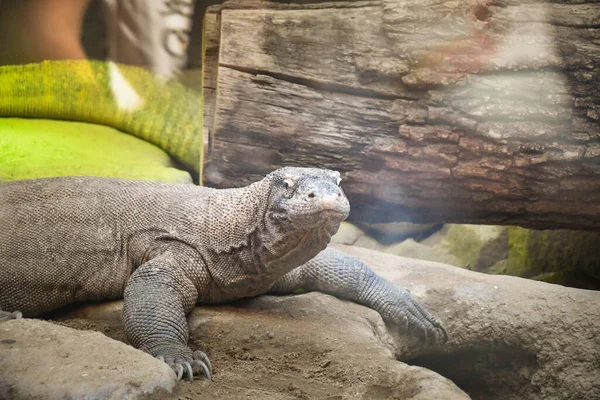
[183,361,194,382]
[386,291,448,345]
[166,360,199,381]
[405,297,448,344]
[154,350,212,381]
[193,350,212,375]
[437,322,449,343]
[192,359,212,380]
[174,363,184,380]
[171,357,211,381]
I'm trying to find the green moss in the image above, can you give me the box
[532,270,600,290]
[440,224,507,270]
[506,227,531,276]
[0,118,192,183]
[527,230,600,278]
[441,225,482,268]
[506,227,600,284]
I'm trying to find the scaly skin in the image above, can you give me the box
[0,167,447,381]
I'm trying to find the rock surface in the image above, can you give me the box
[51,293,468,399]
[0,319,177,400]
[3,245,599,400]
[334,223,508,271]
[340,245,600,400]
[338,223,600,290]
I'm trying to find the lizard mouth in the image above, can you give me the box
[310,209,348,220]
[304,210,347,231]
[286,209,348,232]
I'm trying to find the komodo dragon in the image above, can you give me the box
[0,167,447,381]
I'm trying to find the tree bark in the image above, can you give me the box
[202,0,600,230]
[201,4,221,162]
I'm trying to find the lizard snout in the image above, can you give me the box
[306,187,350,218]
[314,191,342,210]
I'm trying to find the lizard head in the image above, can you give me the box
[261,167,350,263]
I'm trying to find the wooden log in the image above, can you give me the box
[202,0,600,230]
[201,4,222,159]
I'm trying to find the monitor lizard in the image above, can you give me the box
[0,167,447,381]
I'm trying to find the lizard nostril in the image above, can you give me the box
[308,192,315,199]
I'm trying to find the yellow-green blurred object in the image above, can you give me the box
[0,60,203,175]
[0,118,192,183]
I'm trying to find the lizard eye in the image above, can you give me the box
[283,178,295,189]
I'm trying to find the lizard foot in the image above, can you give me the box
[0,309,22,321]
[152,347,212,381]
[383,287,448,344]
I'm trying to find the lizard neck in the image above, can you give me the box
[200,180,272,255]
[254,202,334,280]
[199,177,331,285]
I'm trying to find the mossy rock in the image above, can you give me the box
[0,118,192,183]
[532,271,600,290]
[435,224,509,271]
[377,223,600,289]
[357,224,508,271]
[506,227,600,287]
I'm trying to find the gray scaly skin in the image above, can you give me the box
[0,167,447,381]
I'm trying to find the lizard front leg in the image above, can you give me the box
[268,247,448,343]
[123,247,212,381]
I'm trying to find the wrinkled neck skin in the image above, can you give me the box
[258,205,336,276]
[252,176,343,279]
[195,177,340,300]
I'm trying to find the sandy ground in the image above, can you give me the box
[51,292,464,400]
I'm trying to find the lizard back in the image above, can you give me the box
[0,177,201,315]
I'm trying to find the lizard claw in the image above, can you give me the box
[183,362,193,382]
[175,364,184,380]
[385,287,449,345]
[193,350,212,377]
[400,315,409,333]
[151,347,212,381]
[192,359,212,380]
[409,295,448,344]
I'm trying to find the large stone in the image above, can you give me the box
[338,245,600,400]
[52,295,468,400]
[423,224,509,271]
[0,319,177,400]
[44,245,600,400]
[376,224,509,274]
[332,221,442,252]
[335,224,511,274]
